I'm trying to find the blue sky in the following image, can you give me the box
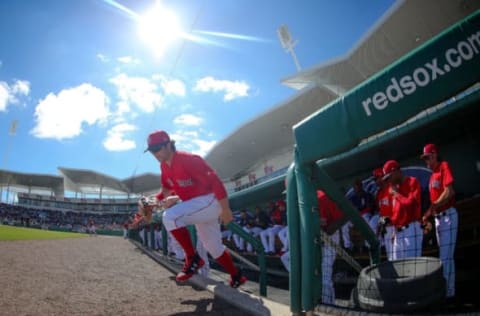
[0,0,395,180]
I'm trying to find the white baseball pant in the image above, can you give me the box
[196,238,210,277]
[233,226,251,251]
[278,226,289,252]
[222,230,232,241]
[279,230,339,305]
[154,230,162,250]
[322,230,339,305]
[168,232,185,260]
[393,221,422,260]
[383,226,395,261]
[341,221,353,249]
[260,225,284,253]
[435,207,458,298]
[246,226,264,252]
[163,194,226,259]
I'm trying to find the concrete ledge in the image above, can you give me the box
[130,240,291,316]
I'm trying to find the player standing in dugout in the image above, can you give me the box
[421,144,458,298]
[139,130,247,288]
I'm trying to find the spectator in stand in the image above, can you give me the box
[232,210,251,253]
[260,200,287,255]
[383,160,423,260]
[420,144,458,298]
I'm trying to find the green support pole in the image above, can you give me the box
[312,165,380,264]
[295,154,323,312]
[226,221,267,297]
[286,163,301,314]
[162,224,168,256]
[187,225,197,247]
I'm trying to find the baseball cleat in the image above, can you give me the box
[176,253,205,282]
[229,269,247,288]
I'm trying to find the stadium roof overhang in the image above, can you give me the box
[58,167,160,196]
[122,173,161,195]
[206,85,337,180]
[0,170,64,197]
[205,0,480,181]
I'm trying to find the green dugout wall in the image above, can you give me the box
[288,10,480,313]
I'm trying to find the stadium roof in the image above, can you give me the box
[0,167,160,197]
[205,0,480,180]
[0,169,64,197]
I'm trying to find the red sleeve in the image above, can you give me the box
[184,154,227,201]
[441,162,454,187]
[394,178,421,220]
[161,172,172,190]
[155,192,164,201]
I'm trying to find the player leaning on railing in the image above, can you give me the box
[136,130,246,288]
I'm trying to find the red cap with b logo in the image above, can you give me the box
[382,160,400,180]
[144,130,170,152]
[420,143,438,158]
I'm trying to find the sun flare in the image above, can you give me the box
[137,4,181,57]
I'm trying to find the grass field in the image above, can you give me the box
[0,225,86,241]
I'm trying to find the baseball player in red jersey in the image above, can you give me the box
[317,190,344,305]
[421,144,458,297]
[382,160,423,260]
[142,130,246,287]
[373,168,394,261]
[280,190,343,305]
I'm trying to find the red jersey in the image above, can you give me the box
[429,161,455,213]
[376,186,392,218]
[317,190,343,228]
[390,176,421,227]
[270,208,285,225]
[160,151,227,202]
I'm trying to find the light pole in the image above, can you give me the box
[277,25,302,72]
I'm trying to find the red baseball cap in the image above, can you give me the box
[420,143,438,158]
[276,200,286,208]
[372,168,384,179]
[144,130,170,152]
[382,160,400,180]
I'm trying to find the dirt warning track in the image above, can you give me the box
[0,236,248,316]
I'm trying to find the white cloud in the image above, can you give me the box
[31,83,110,140]
[11,80,30,96]
[0,83,9,111]
[110,73,163,113]
[0,79,31,111]
[169,129,216,157]
[173,114,203,126]
[103,123,137,151]
[161,79,186,97]
[117,56,141,64]
[97,53,109,62]
[152,74,186,97]
[194,76,250,101]
[192,139,217,156]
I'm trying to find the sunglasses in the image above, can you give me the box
[148,142,169,153]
